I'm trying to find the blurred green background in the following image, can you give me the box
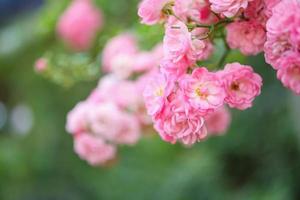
[0,0,300,199]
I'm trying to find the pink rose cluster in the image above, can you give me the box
[138,0,267,146]
[66,33,162,166]
[64,0,300,164]
[57,0,103,51]
[137,0,274,58]
[144,63,261,146]
[137,0,300,147]
[66,77,142,166]
[224,0,300,94]
[264,0,300,95]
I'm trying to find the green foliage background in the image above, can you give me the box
[0,0,300,199]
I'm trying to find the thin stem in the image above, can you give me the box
[217,48,229,68]
[212,11,221,20]
[195,24,211,28]
[217,36,230,68]
[190,18,233,40]
[193,18,233,30]
[216,18,234,26]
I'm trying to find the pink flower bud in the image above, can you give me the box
[57,0,103,51]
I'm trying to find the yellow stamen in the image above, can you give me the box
[195,87,208,99]
[155,87,164,97]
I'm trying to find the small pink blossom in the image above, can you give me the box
[57,0,103,51]
[180,67,225,115]
[264,0,281,18]
[277,53,300,95]
[174,0,217,24]
[205,106,231,135]
[114,113,141,145]
[136,71,160,125]
[143,72,174,116]
[34,58,48,72]
[133,52,158,72]
[244,0,268,26]
[90,74,126,103]
[163,17,194,67]
[95,76,141,110]
[226,20,266,56]
[163,18,213,74]
[160,59,189,79]
[109,54,136,79]
[191,28,214,60]
[68,87,142,148]
[88,102,124,141]
[96,74,120,93]
[209,0,253,18]
[66,101,92,134]
[220,63,262,110]
[102,33,138,77]
[136,69,159,95]
[111,81,141,110]
[132,43,163,73]
[138,0,171,25]
[154,92,208,145]
[264,37,293,70]
[74,133,116,166]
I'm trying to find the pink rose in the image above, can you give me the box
[143,72,174,117]
[160,59,189,80]
[96,76,141,110]
[180,67,225,115]
[264,0,300,69]
[102,33,138,77]
[110,81,141,110]
[66,101,93,134]
[209,0,253,18]
[114,113,141,145]
[74,133,116,166]
[243,0,277,26]
[220,63,262,110]
[163,17,194,67]
[133,52,158,72]
[131,43,163,73]
[96,74,120,93]
[264,0,281,18]
[264,38,293,70]
[174,0,217,24]
[87,88,106,103]
[136,71,159,125]
[57,0,103,51]
[277,53,300,95]
[109,54,136,79]
[138,0,171,25]
[88,102,124,141]
[154,92,208,145]
[191,28,214,60]
[226,20,266,56]
[205,106,231,135]
[87,100,142,144]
